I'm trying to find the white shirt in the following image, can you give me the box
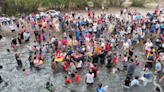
[27,45,32,51]
[127,39,132,46]
[76,60,82,68]
[123,42,129,49]
[145,42,153,50]
[36,14,40,19]
[33,42,38,47]
[7,18,10,21]
[86,73,94,83]
[93,25,97,32]
[51,38,56,43]
[55,23,59,29]
[156,24,160,28]
[10,26,15,30]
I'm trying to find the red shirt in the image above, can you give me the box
[87,11,91,15]
[62,62,68,71]
[20,28,25,33]
[38,21,42,26]
[37,35,41,41]
[56,49,60,54]
[92,66,98,77]
[105,44,109,51]
[97,18,101,24]
[155,10,158,14]
[65,78,71,83]
[74,73,80,83]
[30,21,34,25]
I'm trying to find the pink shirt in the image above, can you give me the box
[42,18,45,21]
[85,33,90,38]
[34,59,39,66]
[42,22,47,27]
[61,39,66,45]
[73,40,78,45]
[48,22,52,25]
[30,21,34,25]
[161,34,164,41]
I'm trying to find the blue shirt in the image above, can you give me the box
[59,15,62,18]
[78,38,83,45]
[23,32,28,41]
[76,30,80,38]
[81,20,84,24]
[136,15,141,19]
[96,86,106,92]
[151,25,156,31]
[77,48,81,52]
[131,79,139,86]
[42,35,45,41]
[68,49,72,54]
[155,62,161,71]
[82,29,86,35]
[161,23,164,29]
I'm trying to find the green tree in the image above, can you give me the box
[130,0,155,7]
[0,0,40,16]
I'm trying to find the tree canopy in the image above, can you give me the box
[0,0,156,16]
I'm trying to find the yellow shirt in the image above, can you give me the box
[147,49,155,56]
[102,7,104,10]
[67,39,72,46]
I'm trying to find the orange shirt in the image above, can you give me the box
[95,45,99,53]
[64,78,72,83]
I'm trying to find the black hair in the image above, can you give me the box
[131,59,134,62]
[117,68,120,71]
[135,55,137,58]
[65,76,67,79]
[7,49,10,52]
[135,76,139,79]
[0,65,3,69]
[23,69,25,71]
[150,51,153,54]
[156,86,161,92]
[29,55,32,59]
[98,83,102,88]
[46,82,50,86]
[145,64,148,68]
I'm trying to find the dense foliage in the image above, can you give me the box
[130,0,155,7]
[0,0,155,15]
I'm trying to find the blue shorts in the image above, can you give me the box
[132,40,137,44]
[144,74,150,78]
[123,85,130,89]
[140,37,144,40]
[73,45,76,48]
[158,71,161,73]
[143,29,146,31]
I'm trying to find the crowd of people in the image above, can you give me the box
[1,5,164,92]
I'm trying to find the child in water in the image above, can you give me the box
[74,72,80,84]
[112,54,117,66]
[63,76,72,83]
[134,55,139,66]
[23,69,29,75]
[11,43,16,49]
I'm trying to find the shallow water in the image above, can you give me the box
[0,25,164,92]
